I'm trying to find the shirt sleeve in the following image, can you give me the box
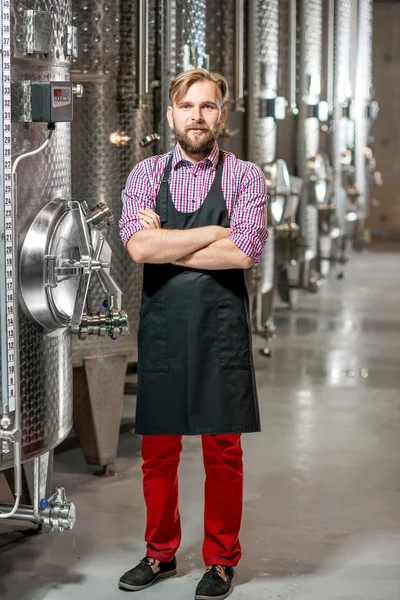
[229,162,269,265]
[119,158,157,247]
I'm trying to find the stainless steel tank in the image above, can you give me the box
[353,0,379,230]
[70,0,159,470]
[276,0,298,174]
[0,0,74,471]
[321,0,378,261]
[70,0,151,364]
[0,0,83,530]
[205,2,274,333]
[160,0,208,152]
[272,0,303,303]
[206,0,246,159]
[320,0,356,268]
[246,0,279,329]
[291,0,329,289]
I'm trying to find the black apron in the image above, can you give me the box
[136,152,260,435]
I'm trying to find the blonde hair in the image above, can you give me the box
[169,68,229,107]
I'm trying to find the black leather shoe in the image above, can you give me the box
[119,556,177,591]
[194,565,235,600]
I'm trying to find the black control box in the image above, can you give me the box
[31,81,73,122]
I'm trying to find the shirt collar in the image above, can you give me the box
[172,143,220,170]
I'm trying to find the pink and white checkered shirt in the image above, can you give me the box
[119,143,269,265]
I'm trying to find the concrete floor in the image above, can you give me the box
[1,250,400,600]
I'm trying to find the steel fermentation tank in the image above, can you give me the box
[323,0,356,266]
[284,0,328,291]
[246,0,278,332]
[0,0,80,529]
[70,0,159,471]
[160,0,208,152]
[0,0,73,471]
[206,0,246,159]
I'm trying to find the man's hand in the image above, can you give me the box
[139,209,161,229]
[216,227,231,240]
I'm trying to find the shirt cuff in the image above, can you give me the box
[230,231,267,266]
[119,221,144,247]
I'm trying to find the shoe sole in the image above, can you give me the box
[194,576,235,600]
[118,569,177,591]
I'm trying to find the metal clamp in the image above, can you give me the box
[73,84,84,98]
[24,10,53,55]
[71,306,129,340]
[67,25,79,58]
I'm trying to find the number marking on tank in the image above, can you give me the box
[1,0,15,412]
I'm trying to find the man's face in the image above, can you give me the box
[167,80,227,155]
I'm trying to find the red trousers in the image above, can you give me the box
[141,434,243,567]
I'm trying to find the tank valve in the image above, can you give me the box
[71,307,129,340]
[82,200,114,228]
[39,487,76,532]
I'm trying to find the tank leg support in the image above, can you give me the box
[73,355,128,473]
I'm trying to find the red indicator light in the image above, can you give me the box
[54,89,62,97]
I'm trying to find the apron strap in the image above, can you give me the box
[214,151,224,183]
[157,154,174,224]
[157,151,223,224]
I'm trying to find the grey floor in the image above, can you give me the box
[1,250,400,600]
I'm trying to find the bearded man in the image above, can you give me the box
[119,68,268,600]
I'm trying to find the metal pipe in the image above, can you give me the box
[0,504,38,523]
[288,0,297,109]
[33,457,40,518]
[0,127,53,520]
[161,0,176,152]
[255,292,263,332]
[325,0,335,113]
[235,0,245,110]
[11,128,54,174]
[137,0,149,106]
[350,0,358,105]
[246,0,257,163]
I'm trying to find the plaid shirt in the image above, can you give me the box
[119,143,268,265]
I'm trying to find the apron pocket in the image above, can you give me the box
[217,299,252,370]
[138,301,169,373]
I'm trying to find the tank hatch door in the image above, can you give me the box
[19,199,128,337]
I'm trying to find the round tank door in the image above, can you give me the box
[19,199,126,336]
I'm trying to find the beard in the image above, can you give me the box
[174,120,221,154]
